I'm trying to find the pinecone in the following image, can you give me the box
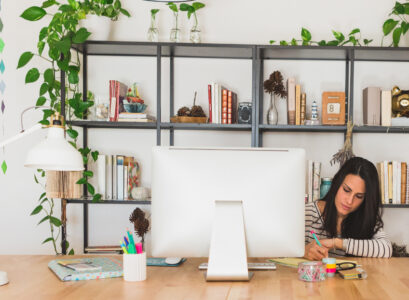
[177,106,190,116]
[129,208,150,242]
[191,105,206,117]
[263,71,287,98]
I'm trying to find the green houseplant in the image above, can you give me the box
[17,0,130,255]
[179,2,205,43]
[147,9,160,42]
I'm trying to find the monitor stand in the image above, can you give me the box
[206,200,253,281]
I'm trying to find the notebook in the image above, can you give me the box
[269,257,358,268]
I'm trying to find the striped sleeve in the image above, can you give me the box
[343,228,392,258]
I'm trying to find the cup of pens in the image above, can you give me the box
[121,230,146,282]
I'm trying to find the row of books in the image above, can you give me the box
[109,80,128,122]
[287,78,306,125]
[92,154,141,200]
[117,112,156,122]
[207,83,238,124]
[376,161,409,204]
[306,161,322,203]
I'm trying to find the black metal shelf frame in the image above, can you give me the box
[61,42,409,254]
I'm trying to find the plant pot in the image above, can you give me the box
[80,14,112,41]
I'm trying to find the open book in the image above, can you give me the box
[269,257,358,268]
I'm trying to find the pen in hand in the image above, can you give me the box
[310,230,322,247]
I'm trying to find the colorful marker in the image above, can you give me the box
[124,236,129,247]
[135,242,143,254]
[310,230,322,247]
[120,241,129,254]
[126,229,136,254]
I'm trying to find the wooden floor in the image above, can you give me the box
[0,256,409,299]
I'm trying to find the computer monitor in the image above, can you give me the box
[151,147,305,281]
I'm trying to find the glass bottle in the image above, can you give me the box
[170,12,181,42]
[267,94,278,125]
[190,13,201,43]
[147,13,159,42]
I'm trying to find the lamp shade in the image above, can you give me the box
[25,127,84,171]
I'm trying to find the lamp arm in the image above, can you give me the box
[20,106,52,132]
[0,123,43,148]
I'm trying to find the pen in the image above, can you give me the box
[124,236,129,247]
[310,230,322,247]
[120,241,129,254]
[135,242,143,254]
[127,229,136,254]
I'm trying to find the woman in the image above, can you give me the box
[305,157,392,259]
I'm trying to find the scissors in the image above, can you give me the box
[336,262,357,272]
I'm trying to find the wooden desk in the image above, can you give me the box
[1,256,408,299]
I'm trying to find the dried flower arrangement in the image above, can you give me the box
[330,121,355,167]
[263,71,287,98]
[177,91,206,117]
[129,208,150,247]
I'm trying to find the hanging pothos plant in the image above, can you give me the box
[17,0,130,255]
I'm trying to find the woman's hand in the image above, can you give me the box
[319,238,335,249]
[304,242,329,260]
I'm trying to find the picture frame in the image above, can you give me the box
[322,92,346,125]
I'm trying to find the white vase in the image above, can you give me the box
[80,14,112,41]
[267,94,278,125]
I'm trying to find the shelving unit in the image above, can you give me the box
[61,41,409,254]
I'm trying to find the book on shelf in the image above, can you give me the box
[362,87,381,125]
[222,88,228,124]
[295,84,301,125]
[97,154,106,199]
[109,80,128,122]
[117,118,155,122]
[207,83,238,124]
[377,160,409,205]
[227,90,238,124]
[300,93,306,125]
[287,78,296,125]
[117,155,124,200]
[118,112,155,120]
[208,84,213,123]
[381,90,392,126]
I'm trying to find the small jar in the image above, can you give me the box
[298,261,326,282]
[320,177,332,199]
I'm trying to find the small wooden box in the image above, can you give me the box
[170,116,208,123]
[322,92,346,125]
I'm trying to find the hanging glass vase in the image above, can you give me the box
[190,14,201,43]
[170,12,181,42]
[267,94,278,125]
[147,14,159,42]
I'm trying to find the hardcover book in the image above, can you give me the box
[109,80,128,122]
[363,87,381,125]
[287,78,296,125]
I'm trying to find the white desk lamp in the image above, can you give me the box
[0,108,84,286]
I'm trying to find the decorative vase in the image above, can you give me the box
[169,12,181,42]
[190,15,201,43]
[147,15,159,42]
[267,94,278,125]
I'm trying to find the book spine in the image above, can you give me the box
[363,87,381,125]
[287,78,295,125]
[109,80,116,122]
[227,90,232,124]
[397,161,401,204]
[124,165,128,200]
[97,154,106,199]
[218,84,222,124]
[376,162,384,204]
[208,84,212,123]
[221,89,228,124]
[128,160,140,199]
[113,155,117,200]
[406,166,409,204]
[211,82,215,123]
[401,162,407,204]
[388,161,393,204]
[383,161,388,204]
[381,90,392,126]
[117,155,124,200]
[214,83,219,123]
[232,93,238,124]
[295,85,301,125]
[312,161,321,201]
[300,93,306,125]
[392,161,397,204]
[105,155,112,199]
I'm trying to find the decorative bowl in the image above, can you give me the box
[123,102,147,113]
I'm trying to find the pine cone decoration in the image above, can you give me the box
[177,106,191,116]
[129,208,150,243]
[263,71,287,98]
[191,105,206,117]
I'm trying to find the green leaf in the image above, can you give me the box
[179,3,190,11]
[59,4,74,13]
[48,47,59,60]
[39,120,50,126]
[69,141,77,148]
[73,27,91,43]
[192,2,205,10]
[402,21,409,34]
[40,84,49,98]
[167,2,178,12]
[114,0,121,10]
[393,26,402,47]
[42,0,57,9]
[383,19,399,36]
[57,59,69,71]
[326,40,339,46]
[42,237,54,244]
[269,40,275,44]
[25,68,40,83]
[68,71,79,84]
[76,177,87,184]
[21,6,47,21]
[91,151,99,162]
[38,215,50,225]
[290,38,298,46]
[92,193,102,202]
[39,27,48,40]
[17,52,34,69]
[364,39,373,45]
[67,128,78,139]
[68,249,75,255]
[332,30,345,42]
[394,2,405,14]
[87,183,95,195]
[55,38,71,54]
[68,0,79,9]
[120,8,130,17]
[301,28,311,42]
[39,192,46,200]
[50,216,62,227]
[36,96,47,106]
[44,68,54,84]
[84,170,93,177]
[318,40,327,46]
[1,161,7,174]
[349,28,360,35]
[42,109,54,119]
[280,40,288,46]
[37,41,45,55]
[30,205,43,215]
[34,174,39,184]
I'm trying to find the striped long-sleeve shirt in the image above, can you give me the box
[305,201,392,258]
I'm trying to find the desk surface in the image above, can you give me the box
[1,256,409,299]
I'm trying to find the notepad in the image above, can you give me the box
[269,257,358,268]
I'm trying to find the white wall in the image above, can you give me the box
[1,0,408,255]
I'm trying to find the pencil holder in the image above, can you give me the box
[322,257,336,278]
[123,252,147,282]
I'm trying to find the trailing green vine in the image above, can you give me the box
[17,0,129,254]
[269,27,373,46]
[382,1,409,46]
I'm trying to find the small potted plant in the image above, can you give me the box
[147,9,160,42]
[180,2,205,43]
[263,71,287,125]
[167,2,181,42]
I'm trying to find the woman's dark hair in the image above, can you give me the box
[321,157,383,239]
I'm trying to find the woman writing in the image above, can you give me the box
[305,157,392,259]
